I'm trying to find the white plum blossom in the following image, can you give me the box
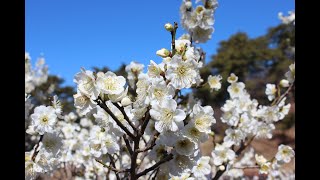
[275,144,295,164]
[147,60,164,78]
[74,68,100,99]
[207,75,222,91]
[211,142,236,166]
[146,78,175,104]
[174,136,197,156]
[30,105,57,135]
[227,82,245,99]
[166,55,198,89]
[265,84,277,101]
[150,98,186,132]
[73,91,97,116]
[190,104,216,133]
[192,156,211,177]
[96,71,126,95]
[227,73,238,83]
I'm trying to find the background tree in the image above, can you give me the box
[194,23,295,131]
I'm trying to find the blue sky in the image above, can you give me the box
[25,0,294,87]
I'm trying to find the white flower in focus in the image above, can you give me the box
[265,84,277,101]
[73,91,96,116]
[108,86,128,102]
[74,68,100,99]
[207,75,222,91]
[174,136,197,156]
[275,144,295,164]
[30,105,57,135]
[147,78,175,103]
[227,73,238,83]
[166,55,197,89]
[147,60,164,78]
[192,156,211,177]
[190,104,215,133]
[227,82,245,99]
[96,71,126,95]
[41,131,63,156]
[150,98,186,132]
[211,142,236,166]
[182,123,208,143]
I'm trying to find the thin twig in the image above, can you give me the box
[123,135,133,155]
[95,98,135,139]
[31,135,44,162]
[113,102,137,132]
[108,154,120,180]
[136,154,174,178]
[95,159,129,174]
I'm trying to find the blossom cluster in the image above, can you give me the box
[25,96,64,180]
[25,52,48,93]
[180,0,218,43]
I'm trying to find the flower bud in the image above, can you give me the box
[121,97,132,107]
[185,1,192,9]
[219,165,225,171]
[156,48,170,58]
[280,79,290,88]
[164,23,173,31]
[136,159,141,165]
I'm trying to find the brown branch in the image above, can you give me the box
[113,102,137,132]
[95,159,129,174]
[130,138,140,180]
[171,22,178,56]
[95,98,135,139]
[123,135,133,155]
[31,135,43,162]
[136,154,174,178]
[137,132,160,153]
[275,80,295,105]
[108,154,121,180]
[139,107,151,137]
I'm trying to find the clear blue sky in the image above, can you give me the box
[25,0,294,87]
